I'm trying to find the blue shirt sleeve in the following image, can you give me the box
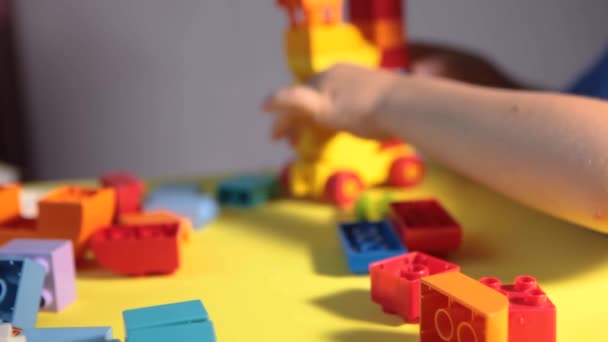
[566,46,608,100]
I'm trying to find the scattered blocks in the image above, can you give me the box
[0,239,76,312]
[100,172,145,219]
[370,252,460,323]
[90,223,181,276]
[0,258,45,328]
[390,199,462,254]
[145,185,218,229]
[123,300,215,342]
[480,276,556,342]
[338,220,406,274]
[216,174,278,208]
[37,186,116,257]
[420,272,509,342]
[21,326,114,342]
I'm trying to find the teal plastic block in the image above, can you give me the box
[123,300,208,334]
[21,327,113,342]
[216,174,278,208]
[128,321,215,342]
[0,258,45,328]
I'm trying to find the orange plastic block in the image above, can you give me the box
[353,19,404,49]
[0,184,20,223]
[421,272,509,342]
[37,186,116,257]
[119,210,193,244]
[277,0,343,27]
[90,223,181,276]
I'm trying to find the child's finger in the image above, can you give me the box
[262,85,326,118]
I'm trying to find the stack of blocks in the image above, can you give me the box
[123,300,215,342]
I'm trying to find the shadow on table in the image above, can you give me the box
[327,329,417,342]
[223,165,608,283]
[312,288,403,327]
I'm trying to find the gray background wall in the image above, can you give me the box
[14,0,608,180]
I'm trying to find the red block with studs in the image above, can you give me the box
[90,223,181,276]
[370,252,460,323]
[390,199,462,255]
[480,276,556,342]
[348,0,403,21]
[100,172,145,219]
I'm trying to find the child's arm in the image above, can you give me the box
[263,64,608,234]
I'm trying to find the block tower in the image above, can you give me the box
[275,0,423,208]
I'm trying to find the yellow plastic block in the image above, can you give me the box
[421,272,509,342]
[285,24,380,80]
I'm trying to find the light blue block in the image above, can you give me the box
[21,327,114,342]
[145,186,219,229]
[128,321,215,342]
[147,183,200,199]
[0,258,45,328]
[123,300,208,334]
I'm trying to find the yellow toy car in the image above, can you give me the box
[280,121,423,207]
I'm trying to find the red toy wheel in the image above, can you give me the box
[324,172,364,208]
[388,156,424,187]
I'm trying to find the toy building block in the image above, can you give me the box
[123,300,215,342]
[277,0,343,28]
[370,252,460,323]
[216,174,279,208]
[90,223,181,276]
[379,44,409,70]
[36,186,116,257]
[354,192,394,222]
[348,0,403,21]
[420,272,509,342]
[338,220,406,274]
[145,186,218,229]
[21,326,114,342]
[0,185,38,243]
[0,185,20,223]
[390,199,462,254]
[0,258,45,328]
[0,323,25,342]
[480,276,556,342]
[119,210,193,243]
[100,172,145,219]
[353,18,404,49]
[0,239,76,312]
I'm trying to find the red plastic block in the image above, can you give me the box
[100,172,145,219]
[480,276,556,342]
[90,223,181,276]
[390,199,462,254]
[380,45,409,70]
[370,252,460,323]
[348,0,403,21]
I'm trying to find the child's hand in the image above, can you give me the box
[409,42,521,89]
[262,64,399,141]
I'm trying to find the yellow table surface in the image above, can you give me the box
[34,164,608,341]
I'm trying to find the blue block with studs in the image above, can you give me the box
[0,258,45,328]
[338,220,407,274]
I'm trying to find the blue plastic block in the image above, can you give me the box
[21,327,114,342]
[0,258,45,328]
[123,300,208,334]
[147,183,200,199]
[128,321,215,342]
[216,174,278,208]
[338,220,407,274]
[145,190,219,229]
